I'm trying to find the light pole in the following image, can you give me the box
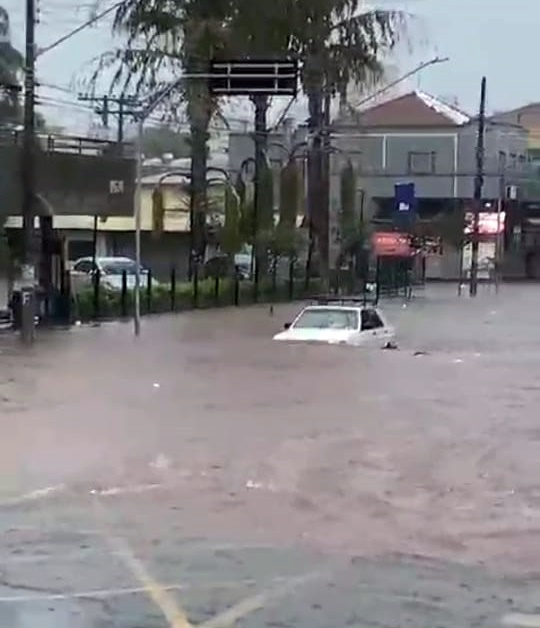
[132,79,184,336]
[347,57,450,113]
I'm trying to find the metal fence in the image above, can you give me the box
[8,258,421,328]
[70,267,326,323]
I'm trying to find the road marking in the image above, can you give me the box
[0,579,259,603]
[94,500,194,628]
[502,614,540,627]
[199,569,328,628]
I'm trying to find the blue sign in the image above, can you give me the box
[394,182,416,227]
[394,182,416,212]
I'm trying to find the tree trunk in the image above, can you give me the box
[189,125,209,279]
[251,94,270,296]
[306,89,327,285]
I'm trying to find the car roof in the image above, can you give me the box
[74,256,133,263]
[302,304,380,313]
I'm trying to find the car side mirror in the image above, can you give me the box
[283,322,291,330]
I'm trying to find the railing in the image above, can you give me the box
[63,262,419,324]
[0,129,135,158]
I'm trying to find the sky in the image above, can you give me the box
[3,0,539,134]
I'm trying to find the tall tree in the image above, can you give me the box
[0,7,48,130]
[0,6,23,126]
[91,0,231,277]
[295,2,406,281]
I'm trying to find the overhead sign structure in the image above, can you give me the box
[209,59,298,96]
[372,231,412,257]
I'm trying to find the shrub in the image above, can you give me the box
[73,276,323,321]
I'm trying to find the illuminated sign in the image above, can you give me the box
[464,211,506,235]
[372,232,411,257]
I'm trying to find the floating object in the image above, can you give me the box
[382,341,399,350]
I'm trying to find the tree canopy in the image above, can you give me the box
[0,7,48,130]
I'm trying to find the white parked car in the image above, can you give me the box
[71,256,160,291]
[273,297,395,346]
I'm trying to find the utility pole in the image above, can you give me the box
[322,90,331,281]
[306,89,324,286]
[469,76,487,298]
[20,0,37,343]
[78,94,136,144]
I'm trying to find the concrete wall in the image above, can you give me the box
[329,123,529,200]
[0,140,135,217]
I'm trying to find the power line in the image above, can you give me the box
[36,1,122,57]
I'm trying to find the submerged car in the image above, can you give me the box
[273,297,395,346]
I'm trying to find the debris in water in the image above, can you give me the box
[149,454,170,469]
[413,350,428,356]
[453,358,464,364]
[153,382,160,389]
[269,305,274,315]
[382,341,398,350]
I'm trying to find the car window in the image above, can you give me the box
[292,308,359,330]
[100,260,138,275]
[74,260,92,273]
[361,308,384,331]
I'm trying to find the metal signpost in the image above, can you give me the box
[132,60,298,336]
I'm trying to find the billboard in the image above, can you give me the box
[464,211,506,235]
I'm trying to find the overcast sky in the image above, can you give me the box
[3,0,538,133]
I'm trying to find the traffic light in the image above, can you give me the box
[152,186,164,237]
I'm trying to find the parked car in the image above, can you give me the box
[71,256,160,291]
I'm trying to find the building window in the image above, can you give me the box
[407,151,436,174]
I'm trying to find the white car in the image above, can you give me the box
[273,297,395,346]
[71,256,160,291]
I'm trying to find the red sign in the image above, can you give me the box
[372,232,411,257]
[464,211,506,235]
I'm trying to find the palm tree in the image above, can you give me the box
[96,0,406,283]
[0,6,23,127]
[293,2,406,282]
[226,0,407,282]
[91,0,231,278]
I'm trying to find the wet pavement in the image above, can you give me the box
[2,283,540,627]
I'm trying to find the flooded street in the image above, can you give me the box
[2,283,540,627]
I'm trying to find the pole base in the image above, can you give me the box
[20,286,36,344]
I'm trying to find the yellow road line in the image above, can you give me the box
[110,534,194,628]
[93,499,193,628]
[199,570,328,628]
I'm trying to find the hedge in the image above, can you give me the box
[72,277,324,321]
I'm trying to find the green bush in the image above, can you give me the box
[73,277,323,321]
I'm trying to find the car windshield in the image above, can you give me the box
[100,260,139,275]
[292,308,359,330]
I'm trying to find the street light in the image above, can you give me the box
[132,79,184,336]
[347,56,450,114]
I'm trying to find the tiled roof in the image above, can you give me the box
[354,90,471,127]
